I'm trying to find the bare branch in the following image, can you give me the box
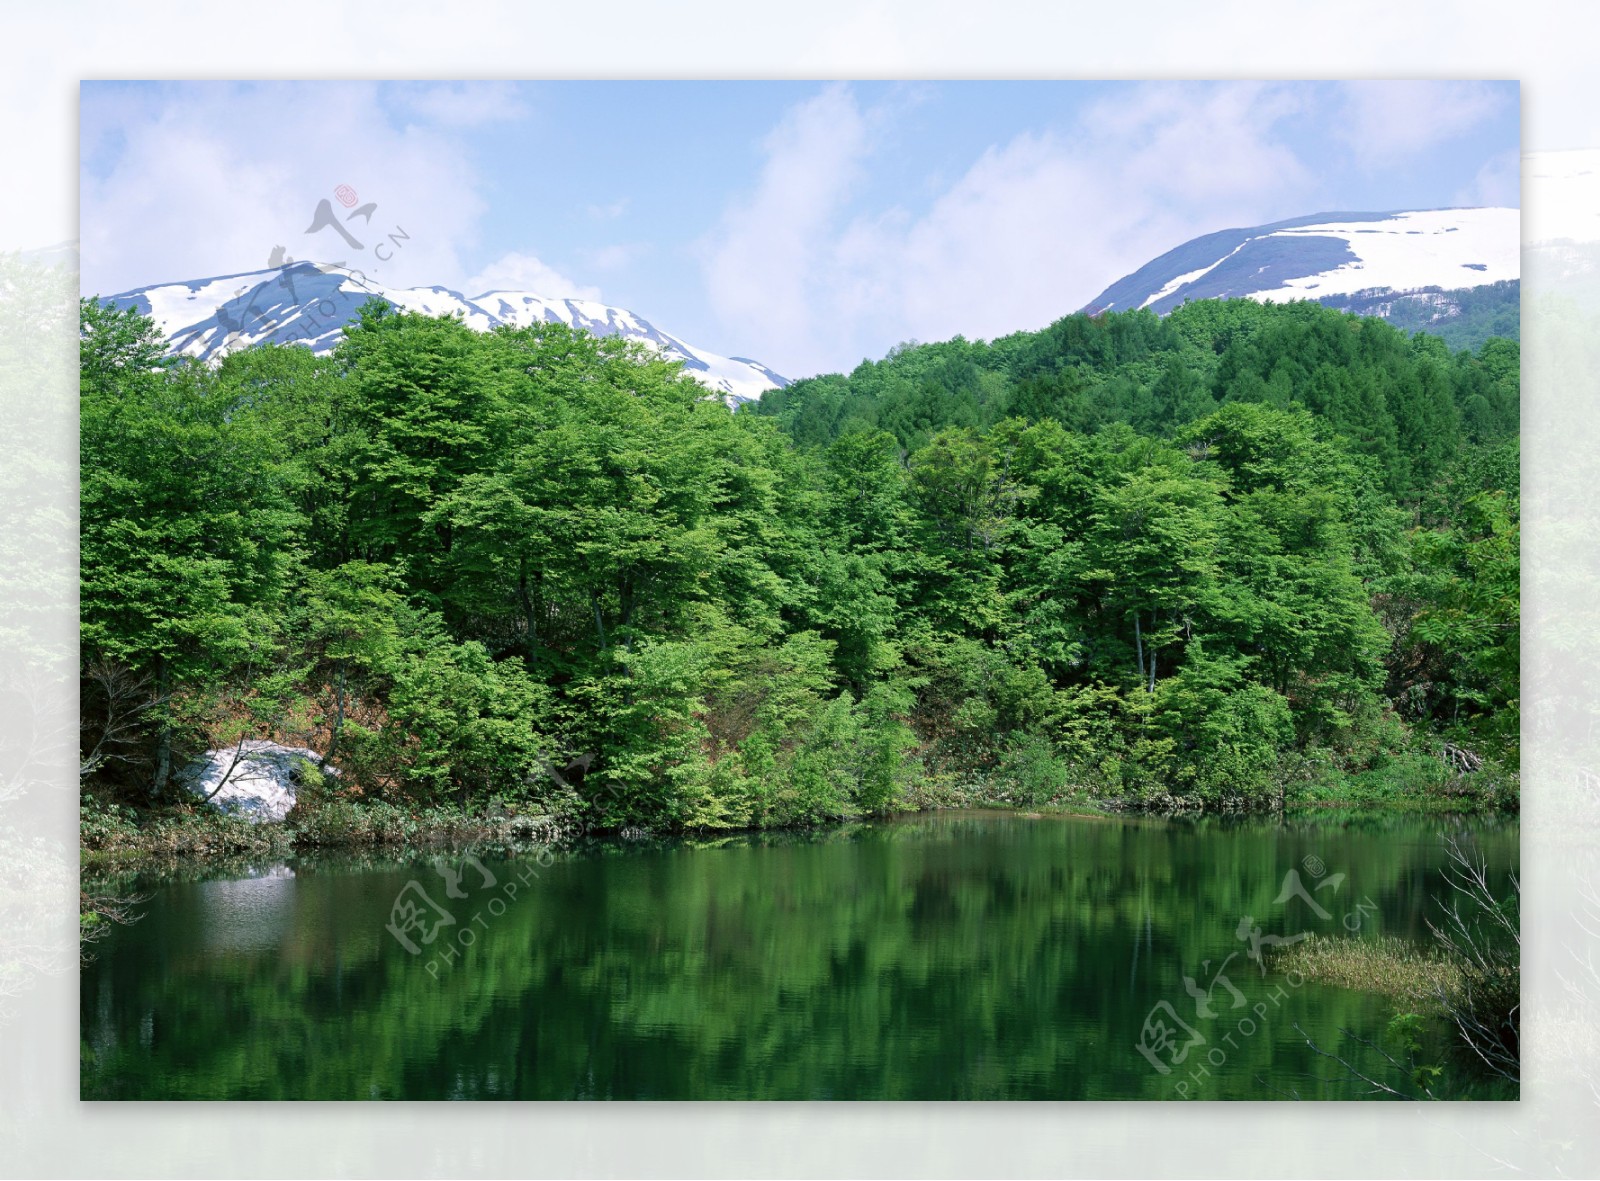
[1290,1021,1423,1100]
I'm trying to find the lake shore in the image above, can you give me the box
[81,761,1516,876]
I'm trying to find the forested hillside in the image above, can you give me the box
[756,299,1518,500]
[80,296,1519,835]
[1318,279,1521,352]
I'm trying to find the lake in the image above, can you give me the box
[79,809,1518,1100]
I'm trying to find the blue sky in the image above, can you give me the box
[80,80,1520,378]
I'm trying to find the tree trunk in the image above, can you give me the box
[518,559,541,664]
[152,654,171,799]
[324,658,347,767]
[618,578,635,706]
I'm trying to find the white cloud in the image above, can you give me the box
[699,82,1319,377]
[1337,80,1509,165]
[80,82,493,296]
[587,198,630,220]
[698,83,874,374]
[1091,82,1312,204]
[1456,148,1522,208]
[584,243,646,272]
[464,250,600,299]
[390,81,529,127]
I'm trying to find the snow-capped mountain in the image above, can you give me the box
[103,262,788,405]
[1083,207,1519,316]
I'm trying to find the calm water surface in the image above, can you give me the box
[80,809,1518,1100]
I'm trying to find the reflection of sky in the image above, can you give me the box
[196,865,295,955]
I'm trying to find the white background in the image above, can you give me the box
[2,2,1595,1176]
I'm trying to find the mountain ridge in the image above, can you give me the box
[1082,207,1519,320]
[103,261,789,406]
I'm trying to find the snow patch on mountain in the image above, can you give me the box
[1138,245,1249,310]
[1245,209,1518,302]
[1086,207,1519,317]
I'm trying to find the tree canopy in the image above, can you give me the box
[80,295,1519,826]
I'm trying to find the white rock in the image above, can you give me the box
[180,740,332,824]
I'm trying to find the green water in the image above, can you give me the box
[80,810,1518,1100]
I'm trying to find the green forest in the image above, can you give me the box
[1318,279,1521,353]
[79,295,1520,841]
